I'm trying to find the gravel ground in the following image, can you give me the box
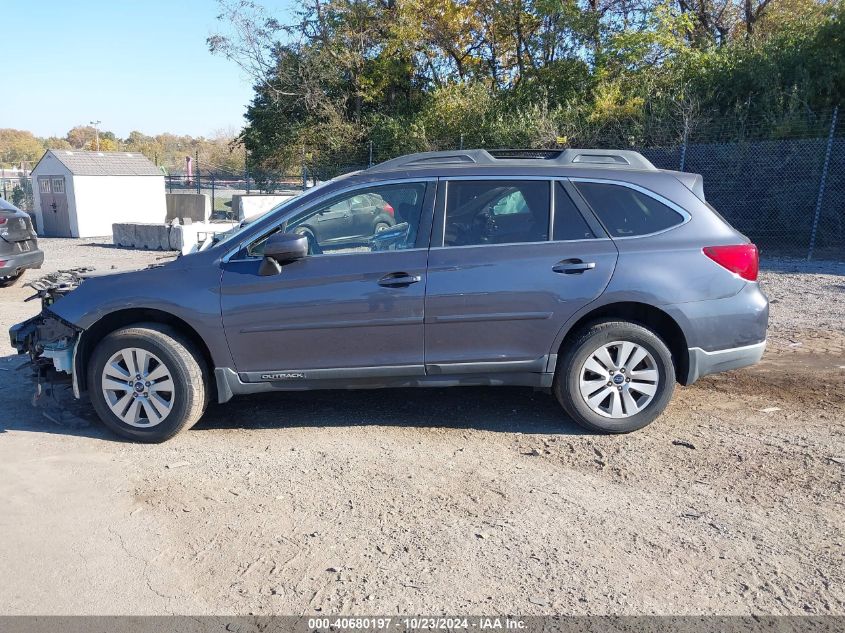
[0,238,843,616]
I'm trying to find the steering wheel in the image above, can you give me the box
[473,211,498,243]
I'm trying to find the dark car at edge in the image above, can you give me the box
[0,198,43,287]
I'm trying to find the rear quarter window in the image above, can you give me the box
[575,182,684,237]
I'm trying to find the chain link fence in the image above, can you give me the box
[638,134,842,258]
[0,169,33,212]
[291,107,844,259]
[164,173,301,220]
[4,111,841,258]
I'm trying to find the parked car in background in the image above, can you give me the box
[0,198,43,287]
[10,149,768,442]
[290,191,396,252]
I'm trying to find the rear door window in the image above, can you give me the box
[574,182,684,237]
[444,180,550,246]
[554,183,596,241]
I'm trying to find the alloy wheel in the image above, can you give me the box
[101,347,175,427]
[578,340,660,418]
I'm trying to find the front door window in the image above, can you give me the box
[247,182,428,258]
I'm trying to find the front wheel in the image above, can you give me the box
[87,323,209,442]
[554,320,675,433]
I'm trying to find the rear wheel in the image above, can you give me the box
[554,320,675,433]
[87,323,209,442]
[0,270,24,287]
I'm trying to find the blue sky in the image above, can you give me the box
[0,0,291,138]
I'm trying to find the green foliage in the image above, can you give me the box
[11,183,29,208]
[217,0,844,175]
[367,115,429,159]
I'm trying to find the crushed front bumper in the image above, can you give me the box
[11,311,82,381]
[11,269,92,401]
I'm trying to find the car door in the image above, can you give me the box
[424,178,618,374]
[220,180,435,380]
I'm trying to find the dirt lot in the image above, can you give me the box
[0,238,843,616]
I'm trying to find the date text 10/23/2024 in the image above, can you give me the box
[307,618,527,631]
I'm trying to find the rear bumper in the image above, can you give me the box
[686,340,766,384]
[0,248,44,276]
[665,281,769,384]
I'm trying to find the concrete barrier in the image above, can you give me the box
[113,221,238,253]
[113,223,171,250]
[231,193,297,221]
[166,193,211,222]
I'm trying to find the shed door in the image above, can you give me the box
[38,177,71,236]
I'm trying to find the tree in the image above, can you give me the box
[210,0,843,175]
[44,136,72,151]
[85,137,119,152]
[65,125,99,149]
[0,129,44,166]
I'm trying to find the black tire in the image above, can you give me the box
[87,323,209,442]
[554,320,675,433]
[0,270,24,288]
[374,222,391,233]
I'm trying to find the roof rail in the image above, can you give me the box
[368,148,656,172]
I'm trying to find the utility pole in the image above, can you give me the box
[244,154,250,194]
[89,120,101,151]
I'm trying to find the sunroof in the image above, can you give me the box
[488,149,563,160]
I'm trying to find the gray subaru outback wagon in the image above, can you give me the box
[11,149,768,442]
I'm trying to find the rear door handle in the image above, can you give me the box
[378,272,422,287]
[553,259,596,274]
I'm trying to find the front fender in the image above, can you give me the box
[48,261,230,369]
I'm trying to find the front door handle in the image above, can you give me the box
[553,258,596,274]
[378,272,422,287]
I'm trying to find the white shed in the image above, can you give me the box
[30,150,166,237]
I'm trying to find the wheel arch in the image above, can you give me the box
[75,308,214,396]
[552,301,690,384]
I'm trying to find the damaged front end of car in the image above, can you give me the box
[10,269,91,398]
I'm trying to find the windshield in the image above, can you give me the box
[210,185,320,248]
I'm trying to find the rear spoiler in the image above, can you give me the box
[664,170,705,202]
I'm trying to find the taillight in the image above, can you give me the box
[0,217,7,225]
[703,244,759,281]
[383,203,394,216]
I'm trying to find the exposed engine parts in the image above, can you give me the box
[24,267,94,308]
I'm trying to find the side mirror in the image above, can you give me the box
[259,232,308,276]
